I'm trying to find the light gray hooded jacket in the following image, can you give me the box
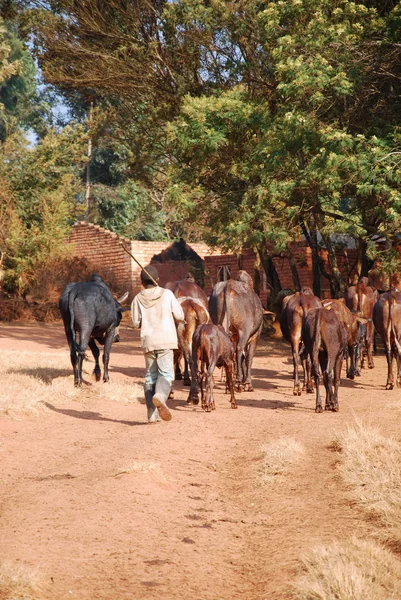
[131,286,185,353]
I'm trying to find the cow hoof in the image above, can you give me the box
[293,388,300,396]
[103,378,109,384]
[175,373,183,381]
[315,407,323,413]
[386,383,394,390]
[231,403,238,409]
[168,391,174,399]
[306,387,314,394]
[368,364,374,369]
[93,370,101,382]
[332,405,339,412]
[183,379,191,387]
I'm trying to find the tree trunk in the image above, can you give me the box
[85,102,94,221]
[301,222,321,298]
[257,242,282,304]
[357,238,370,278]
[321,234,346,298]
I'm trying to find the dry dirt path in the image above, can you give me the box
[0,323,400,600]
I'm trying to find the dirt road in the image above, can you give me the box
[0,323,399,599]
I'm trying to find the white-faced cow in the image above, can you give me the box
[302,307,347,413]
[279,287,322,395]
[59,274,128,386]
[209,270,263,392]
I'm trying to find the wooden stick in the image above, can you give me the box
[119,241,159,286]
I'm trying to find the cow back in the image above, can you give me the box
[209,279,263,336]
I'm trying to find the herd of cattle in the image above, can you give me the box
[59,272,401,414]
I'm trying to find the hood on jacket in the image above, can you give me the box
[137,286,165,309]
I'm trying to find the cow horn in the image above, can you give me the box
[117,291,129,304]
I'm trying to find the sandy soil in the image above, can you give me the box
[0,322,400,600]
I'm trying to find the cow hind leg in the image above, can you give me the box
[243,330,260,392]
[102,331,114,383]
[76,330,91,387]
[204,362,217,412]
[88,339,101,382]
[384,345,395,390]
[331,356,343,412]
[224,360,237,409]
[292,339,302,396]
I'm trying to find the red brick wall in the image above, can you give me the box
[68,222,133,295]
[68,222,359,305]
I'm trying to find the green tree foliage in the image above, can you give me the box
[0,124,86,293]
[4,1,401,297]
[91,180,169,241]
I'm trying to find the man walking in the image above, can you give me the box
[131,266,185,422]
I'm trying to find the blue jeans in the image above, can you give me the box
[144,349,174,390]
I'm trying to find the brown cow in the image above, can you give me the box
[164,274,208,306]
[344,277,376,370]
[372,289,401,389]
[302,307,347,412]
[322,298,367,380]
[190,324,236,411]
[209,270,263,392]
[174,296,210,386]
[279,287,322,395]
[165,275,209,382]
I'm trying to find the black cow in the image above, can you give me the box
[59,274,128,386]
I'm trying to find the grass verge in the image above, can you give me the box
[293,537,401,600]
[0,349,141,415]
[0,561,41,600]
[333,420,401,548]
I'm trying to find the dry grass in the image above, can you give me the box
[0,561,41,600]
[0,349,141,415]
[333,420,401,546]
[260,437,304,483]
[294,537,401,600]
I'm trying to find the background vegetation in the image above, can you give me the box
[1,0,401,297]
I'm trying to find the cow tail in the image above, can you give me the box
[390,293,401,356]
[223,284,230,334]
[357,285,363,315]
[68,289,78,357]
[312,310,321,379]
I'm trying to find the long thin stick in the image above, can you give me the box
[119,241,159,286]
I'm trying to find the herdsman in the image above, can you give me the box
[131,266,185,422]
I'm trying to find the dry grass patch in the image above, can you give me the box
[260,437,304,483]
[294,537,401,600]
[0,349,141,415]
[334,420,401,547]
[0,561,41,600]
